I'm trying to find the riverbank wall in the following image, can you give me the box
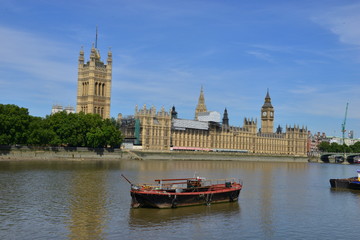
[0,145,309,162]
[130,150,309,162]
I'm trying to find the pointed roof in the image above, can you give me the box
[265,88,270,98]
[198,86,206,107]
[223,108,228,119]
[262,89,273,108]
[222,108,229,126]
[195,86,207,119]
[171,105,178,119]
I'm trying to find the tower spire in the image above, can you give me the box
[95,26,98,49]
[195,86,207,120]
[263,88,273,108]
[222,108,229,127]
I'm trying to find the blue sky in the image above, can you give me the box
[1,0,360,138]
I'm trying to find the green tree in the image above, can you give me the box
[328,142,341,152]
[86,118,122,148]
[0,104,33,144]
[27,117,59,146]
[102,119,122,147]
[46,111,103,147]
[350,142,360,153]
[0,104,123,148]
[318,142,330,152]
[86,127,105,148]
[338,144,351,153]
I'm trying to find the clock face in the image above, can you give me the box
[262,111,267,116]
[270,112,273,117]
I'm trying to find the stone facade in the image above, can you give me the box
[121,89,308,156]
[76,45,112,119]
[135,105,172,151]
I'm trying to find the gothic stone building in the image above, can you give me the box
[120,89,307,156]
[76,44,112,119]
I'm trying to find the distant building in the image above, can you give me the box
[349,130,354,139]
[64,106,75,114]
[120,88,308,156]
[51,105,63,115]
[51,105,75,115]
[307,131,327,155]
[328,136,360,146]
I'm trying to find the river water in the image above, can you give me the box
[0,159,359,240]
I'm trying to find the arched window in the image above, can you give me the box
[95,82,98,95]
[102,83,105,96]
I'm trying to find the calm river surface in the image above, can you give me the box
[0,159,359,240]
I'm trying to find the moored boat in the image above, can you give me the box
[329,170,360,190]
[122,174,242,208]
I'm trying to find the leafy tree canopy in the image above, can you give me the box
[0,104,123,148]
[318,141,359,153]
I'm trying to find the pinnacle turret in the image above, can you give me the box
[222,108,229,126]
[195,86,207,120]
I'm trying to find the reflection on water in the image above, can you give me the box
[259,165,274,238]
[330,187,360,196]
[127,160,309,172]
[129,202,240,228]
[66,170,107,240]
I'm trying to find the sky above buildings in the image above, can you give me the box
[1,0,360,138]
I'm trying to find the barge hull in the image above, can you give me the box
[329,177,360,190]
[131,189,241,208]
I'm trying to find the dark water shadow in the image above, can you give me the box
[128,201,241,228]
[330,187,360,196]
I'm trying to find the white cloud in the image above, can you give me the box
[0,26,75,83]
[289,86,317,95]
[247,50,275,63]
[282,84,360,120]
[313,3,360,46]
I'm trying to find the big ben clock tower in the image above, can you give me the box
[261,89,274,133]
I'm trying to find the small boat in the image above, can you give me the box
[122,174,242,208]
[329,170,360,190]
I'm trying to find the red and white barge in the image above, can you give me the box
[123,175,242,208]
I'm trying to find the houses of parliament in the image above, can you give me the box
[76,41,307,157]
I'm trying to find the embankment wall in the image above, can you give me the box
[0,146,309,162]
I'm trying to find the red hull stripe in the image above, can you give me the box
[131,185,242,196]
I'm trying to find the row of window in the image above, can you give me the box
[79,105,104,117]
[81,82,106,96]
[94,107,104,117]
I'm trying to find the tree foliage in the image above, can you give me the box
[0,104,34,144]
[0,104,122,148]
[318,141,360,153]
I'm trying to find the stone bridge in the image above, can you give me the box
[320,152,360,164]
